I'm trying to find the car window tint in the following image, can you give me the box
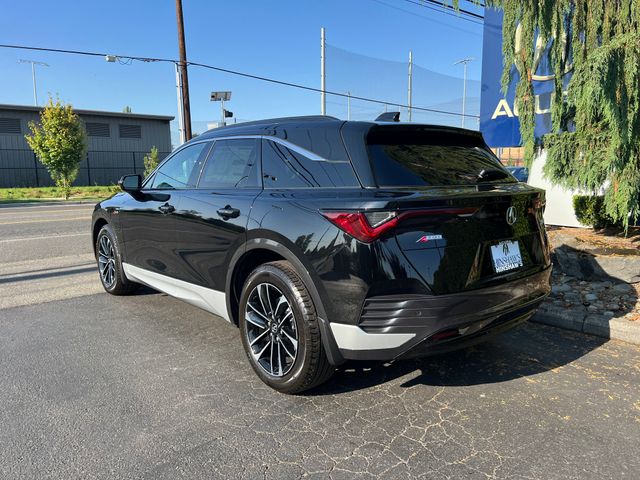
[367,128,513,187]
[150,143,208,189]
[261,139,359,188]
[198,139,260,188]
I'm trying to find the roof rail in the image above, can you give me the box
[220,115,340,129]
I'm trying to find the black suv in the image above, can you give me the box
[92,116,551,393]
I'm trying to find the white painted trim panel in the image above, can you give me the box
[329,323,415,351]
[122,263,230,322]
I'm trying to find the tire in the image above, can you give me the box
[95,224,138,295]
[238,261,334,394]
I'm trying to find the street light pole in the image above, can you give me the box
[210,91,232,128]
[19,59,49,106]
[175,0,192,140]
[320,27,326,115]
[408,50,413,122]
[175,63,185,144]
[454,57,474,129]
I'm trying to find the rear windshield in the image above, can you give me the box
[367,128,514,187]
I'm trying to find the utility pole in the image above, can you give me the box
[454,57,474,129]
[175,0,192,140]
[19,59,48,106]
[320,27,326,115]
[408,51,413,122]
[347,91,351,120]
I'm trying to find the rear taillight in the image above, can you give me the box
[321,207,478,243]
[321,211,399,243]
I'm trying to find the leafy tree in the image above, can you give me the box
[122,105,132,113]
[143,146,160,178]
[25,98,87,199]
[478,1,640,229]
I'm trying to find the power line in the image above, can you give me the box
[0,43,479,119]
[413,0,484,19]
[399,0,484,25]
[369,0,482,35]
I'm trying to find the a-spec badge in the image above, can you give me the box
[416,234,443,243]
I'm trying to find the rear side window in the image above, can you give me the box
[261,139,359,189]
[198,138,260,189]
[368,128,514,187]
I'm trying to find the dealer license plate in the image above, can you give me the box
[490,240,523,273]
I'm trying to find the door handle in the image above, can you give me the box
[159,203,175,214]
[217,205,240,219]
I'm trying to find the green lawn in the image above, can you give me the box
[0,186,120,203]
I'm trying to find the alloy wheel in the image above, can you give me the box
[98,234,116,289]
[244,282,298,377]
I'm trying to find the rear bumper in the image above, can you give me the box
[328,266,551,362]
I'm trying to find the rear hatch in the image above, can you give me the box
[366,125,550,294]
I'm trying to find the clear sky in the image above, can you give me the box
[0,0,484,141]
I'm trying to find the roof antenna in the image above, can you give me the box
[375,112,400,122]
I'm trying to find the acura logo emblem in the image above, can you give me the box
[506,206,517,225]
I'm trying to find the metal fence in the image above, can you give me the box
[0,149,171,188]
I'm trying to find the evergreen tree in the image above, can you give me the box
[479,1,640,229]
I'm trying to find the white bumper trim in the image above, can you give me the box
[122,263,230,322]
[329,323,415,351]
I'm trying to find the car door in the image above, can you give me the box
[171,137,262,291]
[118,141,211,278]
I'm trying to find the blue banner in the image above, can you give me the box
[480,8,557,147]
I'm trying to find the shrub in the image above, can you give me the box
[143,146,160,178]
[25,97,87,199]
[573,195,616,229]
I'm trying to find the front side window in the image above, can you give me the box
[150,142,209,189]
[198,139,260,189]
[261,139,359,188]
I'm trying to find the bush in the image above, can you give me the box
[24,98,87,199]
[573,195,616,228]
[143,146,159,178]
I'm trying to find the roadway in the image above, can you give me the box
[0,202,639,479]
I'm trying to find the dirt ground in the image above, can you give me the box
[547,225,640,255]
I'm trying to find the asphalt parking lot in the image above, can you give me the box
[1,203,639,479]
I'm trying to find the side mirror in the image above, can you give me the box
[118,174,142,192]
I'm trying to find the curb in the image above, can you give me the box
[531,303,640,346]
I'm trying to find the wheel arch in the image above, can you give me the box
[92,217,109,255]
[226,238,344,366]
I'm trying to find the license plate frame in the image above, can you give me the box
[490,240,523,273]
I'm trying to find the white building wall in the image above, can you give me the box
[528,150,585,228]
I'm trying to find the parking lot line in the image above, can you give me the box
[0,232,89,243]
[0,216,90,225]
[0,209,95,218]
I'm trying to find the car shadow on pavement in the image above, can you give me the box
[310,322,608,395]
[310,248,639,395]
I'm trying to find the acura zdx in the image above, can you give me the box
[92,115,551,393]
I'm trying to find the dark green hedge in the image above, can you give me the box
[573,195,615,228]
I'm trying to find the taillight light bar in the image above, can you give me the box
[321,212,400,243]
[321,207,478,243]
